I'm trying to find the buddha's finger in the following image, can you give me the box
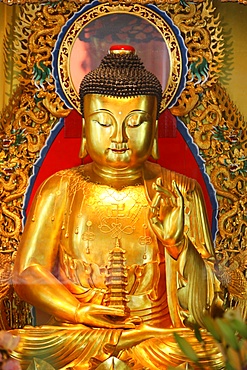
[154,195,174,210]
[149,217,163,229]
[150,191,162,210]
[87,318,125,329]
[165,197,175,207]
[172,180,183,201]
[125,316,142,326]
[153,178,175,203]
[153,183,172,198]
[150,191,173,214]
[171,180,184,208]
[92,306,126,317]
[156,177,163,187]
[97,316,135,329]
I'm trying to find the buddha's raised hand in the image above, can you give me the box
[149,177,185,259]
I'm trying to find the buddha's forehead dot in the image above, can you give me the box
[118,111,122,115]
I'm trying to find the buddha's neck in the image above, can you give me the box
[91,163,144,188]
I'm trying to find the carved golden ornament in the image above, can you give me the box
[0,0,89,4]
[5,0,245,5]
[160,0,225,115]
[182,81,247,315]
[1,0,246,5]
[0,0,203,4]
[221,0,247,3]
[0,2,76,329]
[0,2,75,249]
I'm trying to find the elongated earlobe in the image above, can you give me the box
[79,118,88,159]
[151,120,159,160]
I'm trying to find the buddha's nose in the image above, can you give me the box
[111,122,128,143]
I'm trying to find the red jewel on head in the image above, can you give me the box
[109,45,135,54]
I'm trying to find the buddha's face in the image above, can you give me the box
[83,94,158,170]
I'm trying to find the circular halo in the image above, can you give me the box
[53,1,187,114]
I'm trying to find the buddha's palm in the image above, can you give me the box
[75,304,137,329]
[149,177,185,256]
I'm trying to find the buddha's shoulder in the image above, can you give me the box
[40,164,91,189]
[54,164,90,179]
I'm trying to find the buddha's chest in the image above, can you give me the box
[60,183,159,267]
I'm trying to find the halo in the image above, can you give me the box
[52,1,188,114]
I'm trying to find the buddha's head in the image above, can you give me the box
[79,45,162,171]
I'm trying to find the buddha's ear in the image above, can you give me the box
[79,118,88,159]
[151,120,159,160]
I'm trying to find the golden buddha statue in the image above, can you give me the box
[12,45,224,369]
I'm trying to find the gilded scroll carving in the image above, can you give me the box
[161,1,224,115]
[0,3,74,329]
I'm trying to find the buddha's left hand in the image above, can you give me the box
[149,177,184,259]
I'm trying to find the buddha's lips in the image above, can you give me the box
[108,145,129,154]
[110,148,128,153]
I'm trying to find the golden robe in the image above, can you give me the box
[12,162,223,369]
